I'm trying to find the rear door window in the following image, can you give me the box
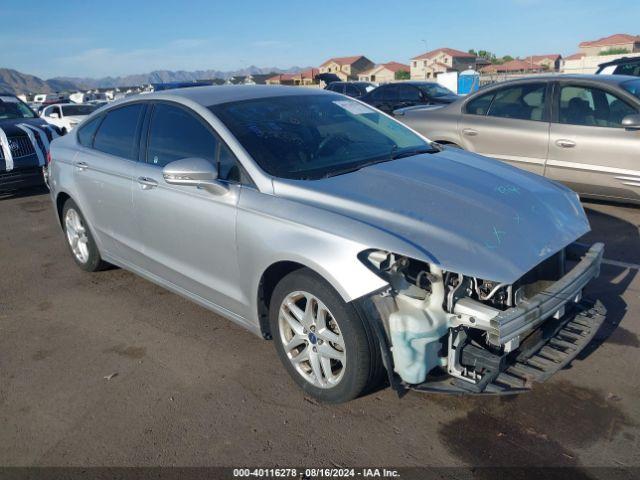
[93,104,145,160]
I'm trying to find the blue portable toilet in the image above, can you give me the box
[458,69,480,95]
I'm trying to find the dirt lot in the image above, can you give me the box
[0,187,639,476]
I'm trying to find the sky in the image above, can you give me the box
[1,0,638,79]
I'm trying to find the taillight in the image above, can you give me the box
[46,151,52,165]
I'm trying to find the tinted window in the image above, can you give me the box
[62,104,97,116]
[345,84,360,96]
[77,115,103,147]
[616,62,640,77]
[397,85,421,102]
[418,83,455,98]
[621,79,640,101]
[210,94,432,180]
[0,95,36,120]
[380,85,399,102]
[147,103,240,181]
[465,91,495,115]
[487,83,547,121]
[93,104,144,159]
[559,85,637,127]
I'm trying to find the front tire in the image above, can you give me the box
[269,269,382,403]
[62,199,107,272]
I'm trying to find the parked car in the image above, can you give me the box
[40,103,98,133]
[48,86,605,403]
[360,81,459,114]
[396,74,640,205]
[325,81,376,98]
[597,56,640,76]
[0,92,59,192]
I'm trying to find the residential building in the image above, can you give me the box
[358,62,410,83]
[266,68,319,86]
[562,33,640,74]
[318,56,375,81]
[522,54,562,71]
[480,59,546,75]
[410,48,477,80]
[578,33,640,56]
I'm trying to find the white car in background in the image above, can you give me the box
[39,103,97,133]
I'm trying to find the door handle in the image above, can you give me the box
[462,128,478,137]
[74,161,88,171]
[137,176,158,190]
[555,139,576,148]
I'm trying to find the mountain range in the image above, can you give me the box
[0,65,309,95]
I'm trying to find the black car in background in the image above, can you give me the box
[597,56,640,77]
[360,81,459,114]
[0,93,59,193]
[325,81,376,98]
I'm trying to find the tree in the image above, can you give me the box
[395,70,410,80]
[599,48,630,56]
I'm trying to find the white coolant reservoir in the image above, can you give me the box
[388,267,450,385]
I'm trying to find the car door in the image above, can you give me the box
[73,103,146,261]
[132,101,247,315]
[545,81,640,202]
[458,82,551,175]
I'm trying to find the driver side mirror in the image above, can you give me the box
[622,113,640,130]
[162,157,229,195]
[49,112,60,119]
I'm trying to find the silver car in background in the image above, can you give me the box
[396,75,640,205]
[48,86,605,403]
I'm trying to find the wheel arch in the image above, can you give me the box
[55,191,72,227]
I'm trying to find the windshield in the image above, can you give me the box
[62,104,97,116]
[621,79,640,101]
[418,84,455,98]
[0,95,36,120]
[210,94,431,180]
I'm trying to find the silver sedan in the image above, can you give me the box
[48,85,605,403]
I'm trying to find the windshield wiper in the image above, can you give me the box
[322,157,393,178]
[390,144,439,160]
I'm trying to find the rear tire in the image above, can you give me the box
[269,268,383,403]
[62,198,107,272]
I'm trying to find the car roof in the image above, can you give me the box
[483,73,637,87]
[598,56,640,67]
[139,85,331,107]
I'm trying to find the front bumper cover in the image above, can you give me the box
[356,242,607,396]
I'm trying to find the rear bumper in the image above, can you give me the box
[0,167,46,192]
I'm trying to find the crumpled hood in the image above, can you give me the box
[273,149,590,283]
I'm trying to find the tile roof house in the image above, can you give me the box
[522,54,562,71]
[318,55,375,81]
[410,48,477,80]
[480,59,546,74]
[266,68,319,86]
[579,33,640,55]
[358,62,410,83]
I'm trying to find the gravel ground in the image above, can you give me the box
[0,187,638,476]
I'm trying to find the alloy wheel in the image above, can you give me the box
[278,290,346,389]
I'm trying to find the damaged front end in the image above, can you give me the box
[355,242,606,395]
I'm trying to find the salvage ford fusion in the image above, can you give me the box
[47,86,605,403]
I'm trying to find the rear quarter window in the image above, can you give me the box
[77,115,103,148]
